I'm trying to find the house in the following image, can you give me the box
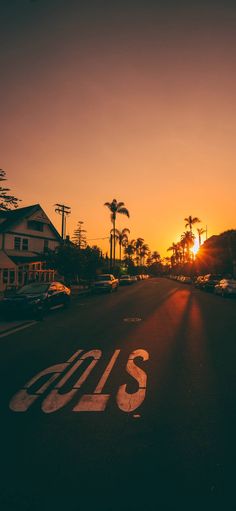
[0,204,61,291]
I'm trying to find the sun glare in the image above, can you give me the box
[191,240,199,256]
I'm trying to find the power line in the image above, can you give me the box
[87,237,109,241]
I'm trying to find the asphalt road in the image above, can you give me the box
[0,278,235,510]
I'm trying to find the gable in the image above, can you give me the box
[0,204,61,241]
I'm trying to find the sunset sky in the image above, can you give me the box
[1,0,236,256]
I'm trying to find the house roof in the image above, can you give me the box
[0,204,61,240]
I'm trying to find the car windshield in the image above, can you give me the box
[17,283,49,295]
[96,276,111,281]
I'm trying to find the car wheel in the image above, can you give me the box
[115,285,118,292]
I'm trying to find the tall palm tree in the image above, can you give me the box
[184,215,201,232]
[167,242,179,265]
[104,199,129,266]
[181,231,195,261]
[113,228,130,262]
[140,243,149,265]
[132,237,144,265]
[197,227,206,246]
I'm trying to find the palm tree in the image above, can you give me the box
[124,242,135,260]
[152,251,161,263]
[104,199,129,266]
[132,237,144,265]
[181,231,195,261]
[184,215,201,232]
[197,227,206,246]
[113,228,130,262]
[167,243,179,265]
[140,243,149,266]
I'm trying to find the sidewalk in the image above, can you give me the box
[71,285,91,296]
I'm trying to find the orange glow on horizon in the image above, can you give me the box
[1,2,236,257]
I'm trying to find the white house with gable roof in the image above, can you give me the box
[0,204,61,291]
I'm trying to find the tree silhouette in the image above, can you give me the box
[0,169,21,210]
[104,199,129,266]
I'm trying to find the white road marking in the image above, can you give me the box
[9,350,83,412]
[73,349,120,412]
[123,317,142,323]
[9,347,150,414]
[73,394,110,412]
[116,349,149,412]
[0,321,37,339]
[94,349,120,394]
[42,350,102,413]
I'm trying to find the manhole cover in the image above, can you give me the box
[123,317,142,323]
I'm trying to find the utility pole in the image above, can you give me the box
[55,203,71,240]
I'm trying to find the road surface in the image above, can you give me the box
[0,278,235,510]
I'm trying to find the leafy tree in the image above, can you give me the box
[0,169,21,210]
[45,244,104,284]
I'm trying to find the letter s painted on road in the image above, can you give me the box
[116,349,149,412]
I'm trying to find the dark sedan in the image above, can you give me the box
[1,281,71,320]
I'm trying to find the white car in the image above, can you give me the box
[214,279,236,297]
[92,274,119,293]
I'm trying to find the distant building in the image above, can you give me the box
[0,204,61,291]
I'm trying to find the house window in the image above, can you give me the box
[22,239,29,251]
[3,270,8,284]
[9,271,15,284]
[27,220,44,232]
[14,237,21,250]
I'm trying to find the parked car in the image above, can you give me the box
[119,275,133,285]
[91,274,119,293]
[194,276,205,288]
[214,279,236,297]
[201,274,223,292]
[1,281,71,320]
[181,276,192,284]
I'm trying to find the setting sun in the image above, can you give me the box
[191,240,200,256]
